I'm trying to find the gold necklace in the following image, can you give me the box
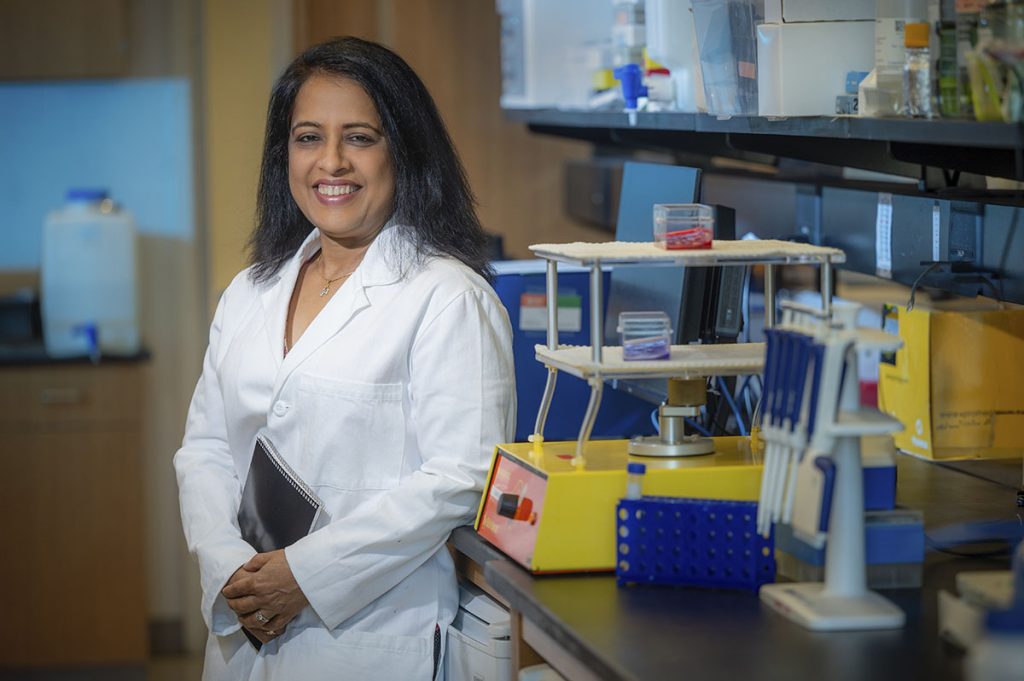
[317,252,356,297]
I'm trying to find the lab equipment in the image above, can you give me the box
[629,377,717,457]
[758,301,908,631]
[476,438,763,573]
[618,311,672,361]
[41,189,140,358]
[902,22,933,117]
[616,496,775,590]
[653,203,714,250]
[476,238,844,573]
[446,582,513,681]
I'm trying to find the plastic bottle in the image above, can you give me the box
[626,462,647,499]
[874,0,928,115]
[903,22,933,117]
[41,189,140,358]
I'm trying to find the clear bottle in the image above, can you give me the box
[625,462,647,499]
[903,22,933,117]
[874,0,928,115]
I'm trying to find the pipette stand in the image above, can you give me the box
[760,333,905,631]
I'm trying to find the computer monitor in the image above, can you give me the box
[603,162,744,406]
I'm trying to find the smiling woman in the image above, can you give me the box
[173,37,515,681]
[287,76,395,254]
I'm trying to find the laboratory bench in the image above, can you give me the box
[450,453,1023,681]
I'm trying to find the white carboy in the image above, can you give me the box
[41,189,140,358]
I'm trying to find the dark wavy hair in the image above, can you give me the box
[248,36,491,282]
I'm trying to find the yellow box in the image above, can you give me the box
[878,304,1024,460]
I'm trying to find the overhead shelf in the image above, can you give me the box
[506,109,1022,149]
[535,343,766,380]
[506,109,1024,181]
[529,239,846,266]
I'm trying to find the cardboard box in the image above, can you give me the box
[878,304,1024,460]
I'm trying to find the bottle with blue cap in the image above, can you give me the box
[626,462,647,500]
[41,189,139,359]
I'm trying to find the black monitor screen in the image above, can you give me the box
[603,161,701,405]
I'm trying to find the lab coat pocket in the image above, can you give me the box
[298,374,406,491]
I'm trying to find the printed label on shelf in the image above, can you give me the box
[876,193,893,278]
[519,292,582,333]
[932,202,941,262]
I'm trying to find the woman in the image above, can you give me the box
[174,37,515,680]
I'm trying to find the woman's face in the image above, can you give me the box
[288,74,395,245]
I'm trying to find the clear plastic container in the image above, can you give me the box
[654,203,714,250]
[690,0,762,116]
[618,311,672,360]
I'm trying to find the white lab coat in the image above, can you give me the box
[174,224,516,680]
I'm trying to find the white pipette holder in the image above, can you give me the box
[759,307,906,631]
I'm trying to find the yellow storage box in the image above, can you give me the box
[878,304,1024,460]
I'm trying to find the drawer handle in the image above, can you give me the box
[39,387,85,406]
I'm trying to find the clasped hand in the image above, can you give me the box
[222,549,308,643]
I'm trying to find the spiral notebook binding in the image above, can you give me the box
[257,434,324,530]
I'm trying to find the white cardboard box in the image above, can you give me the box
[757,20,875,116]
[764,0,874,23]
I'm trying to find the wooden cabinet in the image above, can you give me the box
[0,0,130,80]
[0,362,147,667]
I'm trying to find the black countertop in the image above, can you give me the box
[451,454,1023,681]
[0,343,150,366]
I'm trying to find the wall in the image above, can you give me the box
[202,0,293,310]
[0,79,194,267]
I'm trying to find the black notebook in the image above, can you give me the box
[236,434,326,649]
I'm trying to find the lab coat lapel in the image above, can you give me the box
[257,231,320,368]
[270,224,406,395]
[274,277,371,391]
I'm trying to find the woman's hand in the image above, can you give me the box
[222,550,309,641]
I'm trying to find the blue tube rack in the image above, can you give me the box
[616,496,775,591]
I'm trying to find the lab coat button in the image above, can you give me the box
[273,401,289,417]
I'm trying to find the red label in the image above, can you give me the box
[476,452,547,568]
[520,292,546,308]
